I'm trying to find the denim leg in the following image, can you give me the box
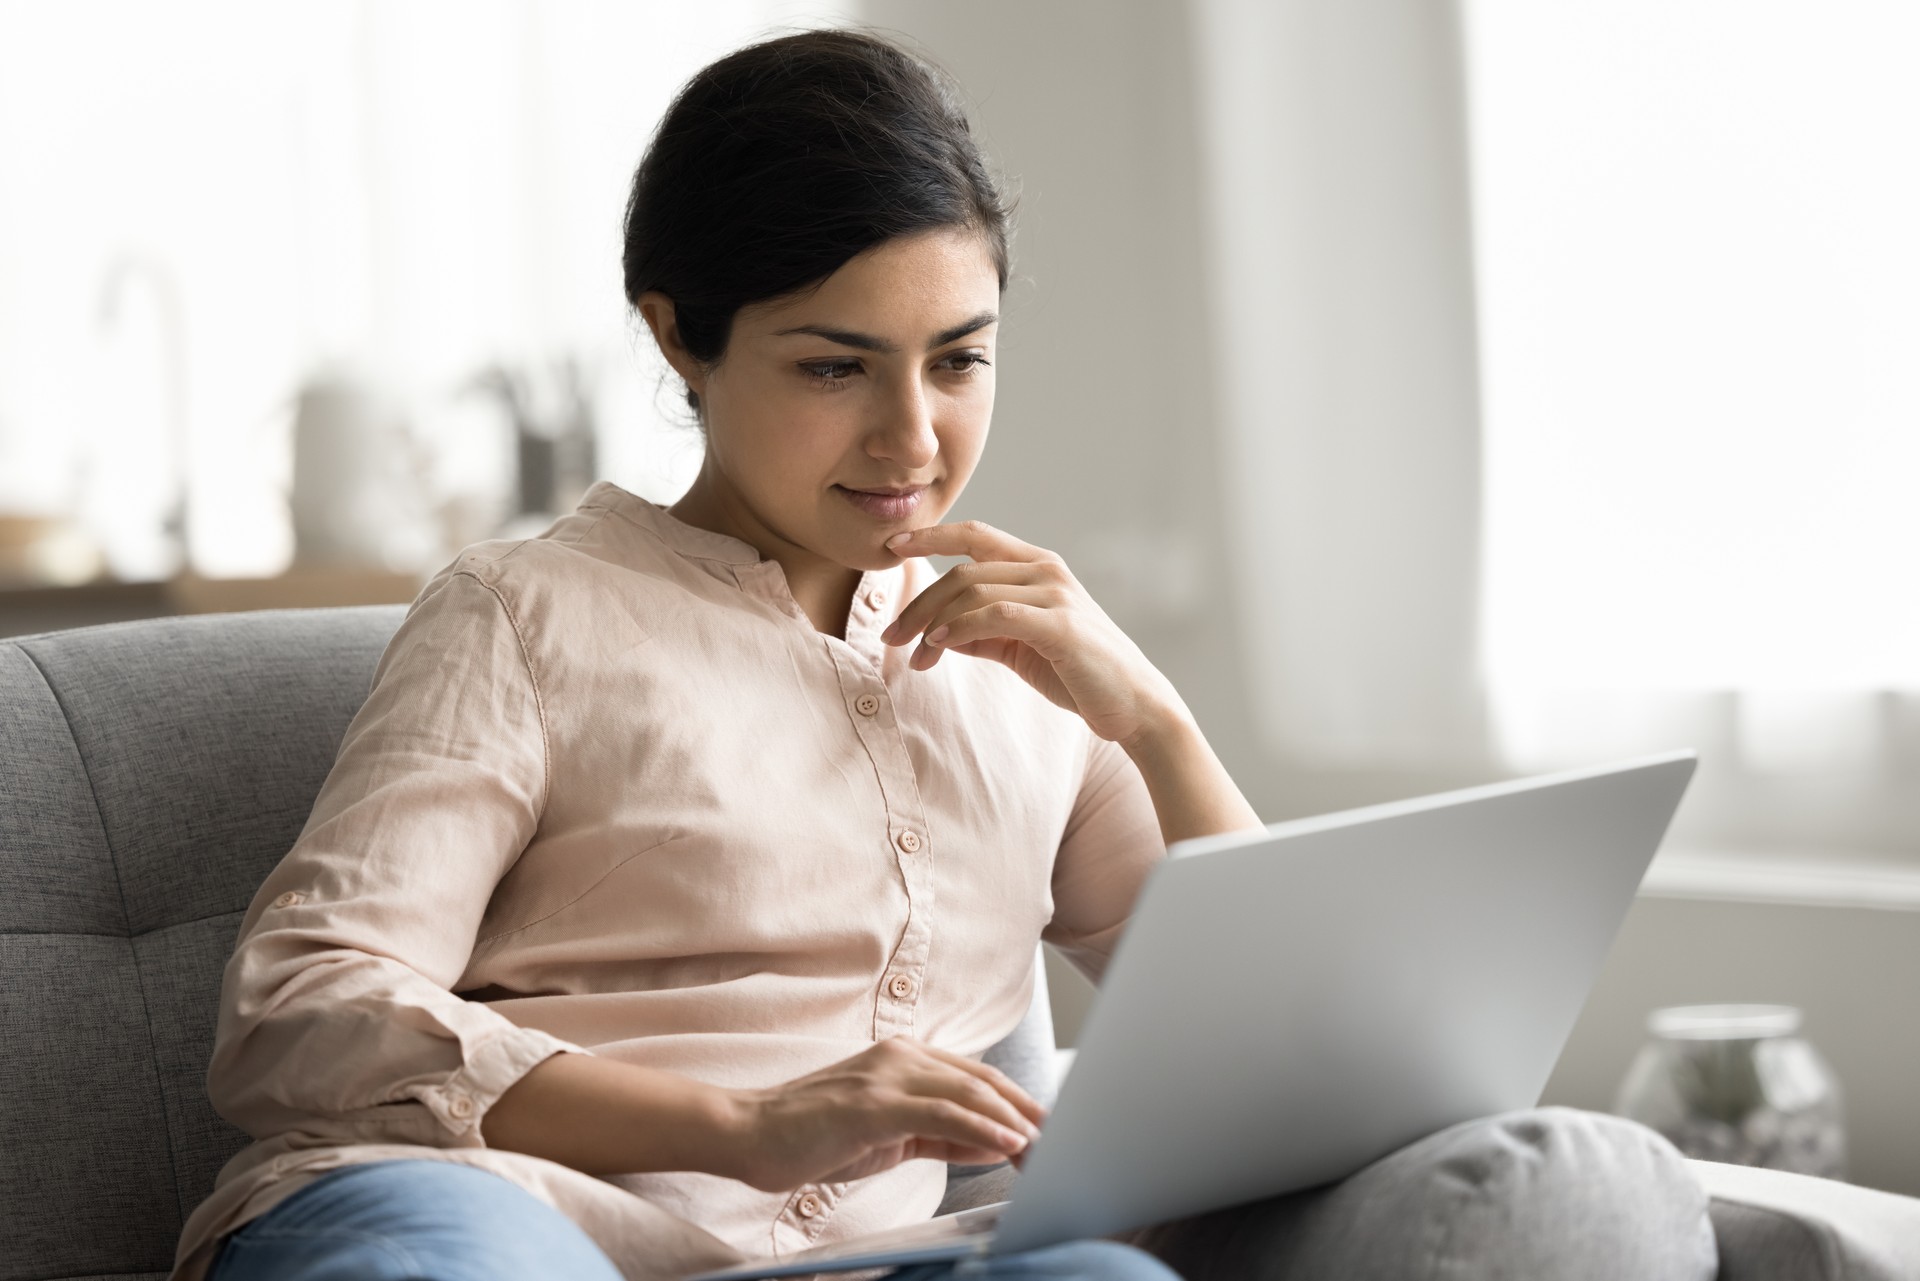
[888,1240,1182,1280]
[207,1159,625,1281]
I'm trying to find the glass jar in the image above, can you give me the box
[1613,1004,1846,1178]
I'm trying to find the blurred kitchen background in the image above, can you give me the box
[2,1,1915,1192]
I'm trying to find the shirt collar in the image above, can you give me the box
[581,480,764,567]
[579,481,910,635]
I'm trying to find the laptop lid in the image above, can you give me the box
[990,750,1696,1254]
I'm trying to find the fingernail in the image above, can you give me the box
[927,626,949,646]
[886,532,911,549]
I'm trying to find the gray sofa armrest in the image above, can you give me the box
[1691,1160,1920,1281]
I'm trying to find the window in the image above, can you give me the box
[1464,2,1920,865]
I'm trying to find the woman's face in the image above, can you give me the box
[644,225,1000,576]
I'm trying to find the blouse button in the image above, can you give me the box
[854,693,881,717]
[797,1193,823,1219]
[866,588,887,608]
[447,1093,475,1119]
[271,891,302,909]
[888,974,915,1000]
[896,830,922,854]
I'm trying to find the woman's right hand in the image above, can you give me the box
[718,1036,1047,1191]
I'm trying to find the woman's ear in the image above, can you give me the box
[635,291,707,397]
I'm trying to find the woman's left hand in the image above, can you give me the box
[881,521,1188,748]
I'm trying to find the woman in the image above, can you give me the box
[174,27,1717,1281]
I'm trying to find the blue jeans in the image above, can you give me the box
[206,1159,1177,1281]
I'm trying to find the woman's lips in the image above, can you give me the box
[834,485,926,522]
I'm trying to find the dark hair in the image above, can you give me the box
[621,27,1015,418]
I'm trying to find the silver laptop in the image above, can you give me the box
[685,750,1697,1280]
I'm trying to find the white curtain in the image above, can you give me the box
[1464,1,1920,861]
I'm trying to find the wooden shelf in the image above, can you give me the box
[0,567,426,640]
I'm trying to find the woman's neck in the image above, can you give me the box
[668,471,862,638]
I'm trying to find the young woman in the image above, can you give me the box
[174,27,1718,1281]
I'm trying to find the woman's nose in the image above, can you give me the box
[866,380,939,469]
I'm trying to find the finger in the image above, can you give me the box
[911,600,1067,672]
[903,586,1059,668]
[916,1043,1050,1128]
[881,562,1049,647]
[885,519,1056,567]
[892,1097,1030,1159]
[937,636,1030,674]
[909,1063,1043,1141]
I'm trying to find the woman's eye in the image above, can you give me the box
[801,360,862,389]
[800,353,990,390]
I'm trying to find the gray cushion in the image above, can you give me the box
[0,934,180,1275]
[17,607,405,936]
[1,607,404,1280]
[0,644,126,936]
[136,916,269,1218]
[1121,1106,1718,1281]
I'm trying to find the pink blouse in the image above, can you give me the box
[170,480,1165,1281]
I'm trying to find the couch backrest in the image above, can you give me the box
[0,603,1057,1281]
[0,605,407,1280]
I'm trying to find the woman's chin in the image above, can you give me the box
[823,504,943,570]
[787,525,904,574]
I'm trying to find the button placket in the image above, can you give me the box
[843,567,901,670]
[873,810,933,1036]
[824,643,935,1041]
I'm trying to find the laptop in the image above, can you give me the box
[684,750,1698,1280]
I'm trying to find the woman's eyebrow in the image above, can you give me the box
[772,310,998,354]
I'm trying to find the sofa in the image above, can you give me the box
[2,604,1917,1281]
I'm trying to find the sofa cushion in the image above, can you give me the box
[0,933,181,1276]
[0,607,404,1281]
[0,645,125,935]
[1121,1106,1718,1280]
[1692,1160,1920,1281]
[15,607,406,936]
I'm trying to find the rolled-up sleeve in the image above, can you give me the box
[206,563,586,1149]
[1041,732,1166,985]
